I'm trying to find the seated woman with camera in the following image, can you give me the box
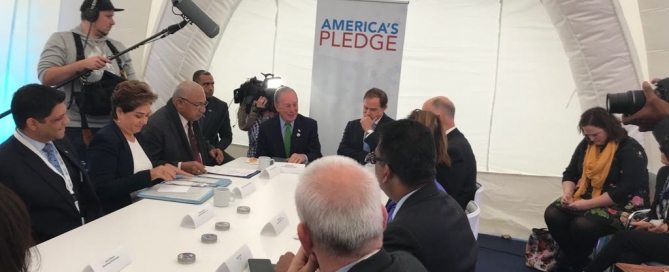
[544,107,650,272]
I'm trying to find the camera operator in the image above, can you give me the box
[237,95,275,157]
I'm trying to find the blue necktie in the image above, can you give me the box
[43,143,63,175]
[362,123,377,152]
[386,201,397,223]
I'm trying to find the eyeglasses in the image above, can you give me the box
[364,152,386,164]
[179,97,208,108]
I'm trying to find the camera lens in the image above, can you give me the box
[606,90,645,114]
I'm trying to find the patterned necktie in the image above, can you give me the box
[283,123,292,158]
[187,122,203,163]
[43,143,63,175]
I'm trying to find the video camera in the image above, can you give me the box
[233,73,282,114]
[607,77,669,115]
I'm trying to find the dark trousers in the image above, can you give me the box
[544,204,617,269]
[65,127,100,167]
[584,230,669,272]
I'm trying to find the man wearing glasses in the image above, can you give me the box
[372,119,477,272]
[141,81,225,175]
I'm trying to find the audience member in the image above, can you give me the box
[337,88,394,164]
[141,81,225,174]
[193,70,233,163]
[544,107,649,271]
[584,154,669,272]
[88,80,189,213]
[0,84,101,243]
[276,155,427,272]
[422,96,477,209]
[373,119,477,272]
[0,183,36,272]
[256,87,322,163]
[37,0,136,159]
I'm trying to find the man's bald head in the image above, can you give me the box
[422,96,455,129]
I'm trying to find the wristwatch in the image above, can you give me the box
[365,129,374,135]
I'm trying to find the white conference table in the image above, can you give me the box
[31,158,302,272]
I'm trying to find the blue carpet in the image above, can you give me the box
[477,234,537,272]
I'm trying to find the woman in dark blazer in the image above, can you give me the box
[88,80,188,213]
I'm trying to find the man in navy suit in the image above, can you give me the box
[275,156,427,272]
[337,88,394,164]
[256,87,321,163]
[374,119,478,272]
[0,84,101,243]
[423,96,478,209]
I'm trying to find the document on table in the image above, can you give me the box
[206,166,260,178]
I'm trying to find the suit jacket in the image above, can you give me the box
[0,136,101,243]
[88,122,155,214]
[201,96,233,160]
[383,182,478,272]
[436,128,478,209]
[337,114,394,164]
[256,114,322,162]
[349,249,427,272]
[141,99,216,166]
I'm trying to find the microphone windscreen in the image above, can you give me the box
[173,0,220,38]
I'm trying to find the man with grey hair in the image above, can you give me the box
[277,155,427,272]
[141,81,225,175]
[422,96,477,209]
[256,87,321,163]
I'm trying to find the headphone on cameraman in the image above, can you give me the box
[82,0,99,22]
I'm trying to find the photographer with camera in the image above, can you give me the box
[234,77,277,157]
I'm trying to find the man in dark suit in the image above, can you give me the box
[141,81,225,174]
[0,84,101,243]
[423,96,478,209]
[193,70,233,163]
[256,87,321,163]
[276,156,427,272]
[337,88,394,164]
[374,119,478,272]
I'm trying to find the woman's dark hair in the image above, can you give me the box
[111,80,158,119]
[0,184,36,272]
[408,109,451,166]
[578,107,627,142]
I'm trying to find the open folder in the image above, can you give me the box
[137,176,231,204]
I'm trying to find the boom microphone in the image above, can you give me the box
[172,0,220,38]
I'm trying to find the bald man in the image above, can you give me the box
[422,96,477,209]
[141,81,225,175]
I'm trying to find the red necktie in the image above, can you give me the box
[187,122,203,163]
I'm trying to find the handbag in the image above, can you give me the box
[525,228,559,271]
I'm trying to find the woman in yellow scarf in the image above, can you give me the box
[544,107,650,272]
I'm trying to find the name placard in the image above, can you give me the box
[181,205,215,229]
[83,247,131,272]
[261,211,289,236]
[233,182,257,199]
[259,164,280,179]
[216,244,253,272]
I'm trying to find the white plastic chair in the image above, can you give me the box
[474,182,483,207]
[466,200,480,239]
